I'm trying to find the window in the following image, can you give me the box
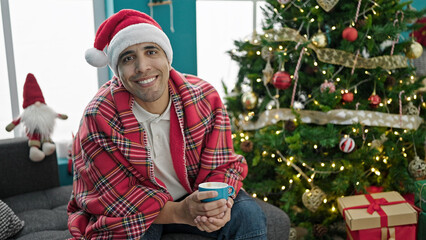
[1,0,98,142]
[0,3,13,139]
[196,0,266,99]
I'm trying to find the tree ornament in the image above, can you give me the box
[408,156,426,179]
[302,186,326,212]
[313,224,328,238]
[311,30,328,48]
[320,80,335,93]
[355,19,366,28]
[316,0,339,12]
[368,94,381,108]
[272,71,292,90]
[288,228,297,240]
[385,76,396,90]
[262,59,274,85]
[342,27,358,42]
[342,92,354,103]
[403,102,419,115]
[240,140,254,153]
[261,46,273,60]
[272,56,292,90]
[339,137,355,153]
[285,120,296,132]
[370,134,387,153]
[241,91,258,110]
[405,41,423,59]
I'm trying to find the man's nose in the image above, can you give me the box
[135,56,151,72]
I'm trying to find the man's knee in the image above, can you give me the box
[233,194,266,225]
[228,190,267,239]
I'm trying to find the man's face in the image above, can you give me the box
[117,42,171,107]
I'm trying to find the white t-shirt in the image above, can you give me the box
[132,99,187,200]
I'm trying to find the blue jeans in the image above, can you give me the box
[142,190,267,240]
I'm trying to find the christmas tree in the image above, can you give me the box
[225,0,426,239]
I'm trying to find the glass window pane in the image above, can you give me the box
[9,0,98,142]
[196,0,265,99]
[0,6,14,140]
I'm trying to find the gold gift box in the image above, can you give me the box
[337,191,417,231]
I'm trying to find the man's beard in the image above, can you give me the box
[21,104,57,140]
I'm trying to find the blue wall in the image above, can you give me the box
[407,0,426,10]
[107,0,197,75]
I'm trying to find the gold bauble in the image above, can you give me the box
[241,91,258,110]
[302,186,326,212]
[405,41,423,59]
[311,31,328,48]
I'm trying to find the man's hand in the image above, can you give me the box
[181,190,228,225]
[194,197,234,232]
[154,190,228,225]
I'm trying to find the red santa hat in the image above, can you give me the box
[85,9,173,77]
[22,73,45,109]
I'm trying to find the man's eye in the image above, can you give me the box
[122,56,134,63]
[147,50,157,55]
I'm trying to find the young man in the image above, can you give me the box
[67,9,267,239]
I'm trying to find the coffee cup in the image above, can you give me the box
[198,182,235,202]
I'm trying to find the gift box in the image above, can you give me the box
[414,179,426,211]
[346,224,416,240]
[418,212,426,240]
[338,191,418,240]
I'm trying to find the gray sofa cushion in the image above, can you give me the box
[2,186,72,240]
[0,138,60,199]
[0,200,24,240]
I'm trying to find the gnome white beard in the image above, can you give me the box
[21,103,57,140]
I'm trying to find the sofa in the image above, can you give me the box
[0,137,290,240]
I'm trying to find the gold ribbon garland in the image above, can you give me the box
[271,27,408,70]
[240,108,423,130]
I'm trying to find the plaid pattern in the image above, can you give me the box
[67,69,247,239]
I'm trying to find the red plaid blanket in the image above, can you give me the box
[67,69,247,239]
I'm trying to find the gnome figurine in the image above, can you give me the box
[5,73,68,162]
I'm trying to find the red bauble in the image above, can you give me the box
[339,137,355,153]
[342,27,358,42]
[272,71,292,90]
[368,94,381,108]
[342,92,354,103]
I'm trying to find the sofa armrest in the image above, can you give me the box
[0,137,60,199]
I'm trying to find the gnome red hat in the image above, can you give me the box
[22,73,45,109]
[85,9,173,77]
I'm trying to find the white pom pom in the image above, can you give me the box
[85,48,108,67]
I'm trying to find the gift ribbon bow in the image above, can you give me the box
[366,195,388,214]
[343,194,407,227]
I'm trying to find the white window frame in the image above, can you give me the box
[1,0,107,138]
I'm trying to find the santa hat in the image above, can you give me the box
[23,73,45,109]
[85,9,173,77]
